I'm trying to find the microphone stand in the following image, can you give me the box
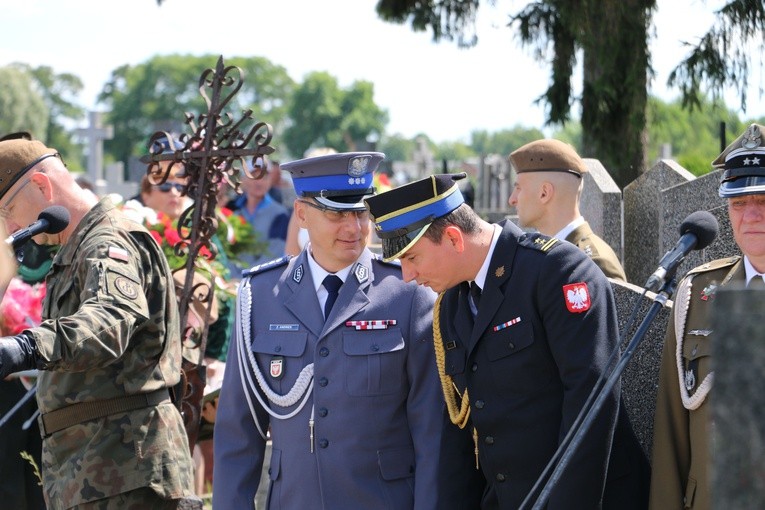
[523,277,677,510]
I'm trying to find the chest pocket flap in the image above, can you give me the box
[485,322,534,361]
[342,329,404,356]
[252,331,308,357]
[682,337,711,361]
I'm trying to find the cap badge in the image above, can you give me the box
[494,266,505,278]
[348,156,370,177]
[742,124,762,149]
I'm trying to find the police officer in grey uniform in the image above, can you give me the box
[213,152,478,509]
[650,123,765,510]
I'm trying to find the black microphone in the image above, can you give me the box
[644,210,719,291]
[4,205,70,250]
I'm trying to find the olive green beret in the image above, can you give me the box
[0,132,57,201]
[509,139,588,177]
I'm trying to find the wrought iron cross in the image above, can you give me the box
[141,56,274,448]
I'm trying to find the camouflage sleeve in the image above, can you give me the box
[29,229,153,371]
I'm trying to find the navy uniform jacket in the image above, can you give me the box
[213,248,469,510]
[439,220,647,509]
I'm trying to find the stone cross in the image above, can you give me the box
[75,111,114,184]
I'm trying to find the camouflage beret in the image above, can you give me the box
[714,123,765,198]
[0,132,58,201]
[509,139,587,177]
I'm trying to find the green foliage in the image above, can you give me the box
[0,65,49,139]
[379,133,416,162]
[434,140,475,162]
[283,72,388,158]
[98,54,295,168]
[470,126,546,157]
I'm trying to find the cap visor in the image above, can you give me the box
[719,176,765,198]
[381,224,431,262]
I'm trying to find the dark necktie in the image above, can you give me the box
[469,281,482,312]
[750,275,765,289]
[323,275,343,318]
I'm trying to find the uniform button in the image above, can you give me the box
[508,342,515,349]
[484,436,494,445]
[274,345,282,353]
[471,363,478,372]
[496,473,506,482]
[371,344,380,352]
[318,407,328,417]
[318,377,328,387]
[319,439,329,448]
[475,400,485,409]
[319,347,330,357]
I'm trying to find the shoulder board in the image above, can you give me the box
[373,253,401,267]
[519,232,560,253]
[242,255,291,278]
[687,255,741,276]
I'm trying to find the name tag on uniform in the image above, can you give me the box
[269,324,299,331]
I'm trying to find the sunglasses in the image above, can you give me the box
[153,182,185,193]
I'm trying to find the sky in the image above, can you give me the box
[1,0,763,144]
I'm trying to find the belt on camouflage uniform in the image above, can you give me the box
[39,388,171,437]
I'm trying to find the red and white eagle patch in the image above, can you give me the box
[563,282,591,313]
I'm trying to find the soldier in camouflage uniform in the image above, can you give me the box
[0,133,198,509]
[508,138,627,282]
[649,123,765,510]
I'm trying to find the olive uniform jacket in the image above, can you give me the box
[649,256,743,510]
[566,221,627,282]
[438,220,649,509]
[26,198,194,509]
[213,248,475,510]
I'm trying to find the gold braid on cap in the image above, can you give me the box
[433,292,471,429]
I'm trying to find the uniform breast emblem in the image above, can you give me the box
[684,368,696,391]
[270,356,284,379]
[494,266,505,278]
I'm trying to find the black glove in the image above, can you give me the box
[0,334,40,378]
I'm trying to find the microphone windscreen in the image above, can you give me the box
[680,210,719,250]
[38,205,70,235]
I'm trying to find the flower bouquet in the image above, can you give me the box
[0,277,46,337]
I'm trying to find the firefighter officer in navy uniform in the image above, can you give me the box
[649,123,765,510]
[213,152,482,509]
[365,173,649,509]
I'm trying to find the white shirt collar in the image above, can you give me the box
[473,224,502,291]
[743,256,765,286]
[555,216,586,241]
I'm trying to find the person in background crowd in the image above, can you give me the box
[0,132,198,509]
[649,123,765,510]
[213,152,481,509]
[226,158,290,272]
[509,139,627,282]
[366,172,649,509]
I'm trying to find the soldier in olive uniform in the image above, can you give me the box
[509,138,627,282]
[213,152,481,509]
[649,123,765,510]
[0,133,197,509]
[366,173,648,509]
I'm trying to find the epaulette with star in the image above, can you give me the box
[519,232,560,253]
[242,255,291,278]
[686,255,740,276]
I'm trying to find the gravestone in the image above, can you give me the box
[623,159,695,285]
[711,285,765,508]
[610,279,673,459]
[582,158,624,264]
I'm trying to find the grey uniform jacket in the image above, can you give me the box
[213,248,455,510]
